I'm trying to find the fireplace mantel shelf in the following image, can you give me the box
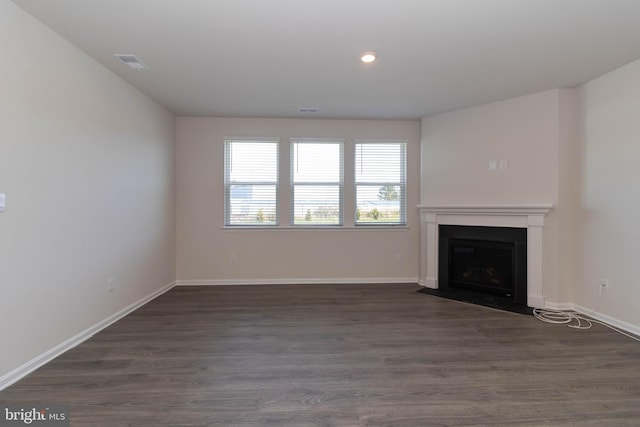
[417,204,552,215]
[417,203,553,308]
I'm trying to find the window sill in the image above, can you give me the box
[222,225,410,231]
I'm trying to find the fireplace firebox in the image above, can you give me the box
[438,225,527,309]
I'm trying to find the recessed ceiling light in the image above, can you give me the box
[360,51,377,63]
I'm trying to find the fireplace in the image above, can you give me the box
[417,205,552,313]
[438,225,527,307]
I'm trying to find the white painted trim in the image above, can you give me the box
[544,301,575,311]
[0,281,176,391]
[543,302,640,338]
[224,136,280,143]
[177,277,418,286]
[353,138,409,144]
[221,226,410,231]
[527,294,545,309]
[418,204,553,309]
[575,305,640,337]
[416,204,553,215]
[289,137,345,143]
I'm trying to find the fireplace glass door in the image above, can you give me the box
[438,225,527,306]
[449,239,514,295]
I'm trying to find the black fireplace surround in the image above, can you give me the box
[430,225,529,313]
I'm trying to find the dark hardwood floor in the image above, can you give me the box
[2,283,640,426]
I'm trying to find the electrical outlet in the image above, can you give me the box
[229,254,237,264]
[601,279,609,290]
[107,278,115,293]
[394,253,401,263]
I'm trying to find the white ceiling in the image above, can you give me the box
[12,0,640,119]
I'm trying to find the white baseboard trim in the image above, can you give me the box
[544,301,640,337]
[176,277,419,286]
[544,301,575,311]
[572,304,640,338]
[423,278,437,289]
[0,281,176,391]
[527,294,545,309]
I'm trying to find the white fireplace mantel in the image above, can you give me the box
[417,204,553,308]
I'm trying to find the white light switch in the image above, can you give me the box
[489,160,497,171]
[0,193,5,212]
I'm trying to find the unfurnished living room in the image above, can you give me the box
[2,0,640,425]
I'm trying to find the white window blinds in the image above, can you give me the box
[355,141,407,225]
[290,139,344,225]
[224,139,278,226]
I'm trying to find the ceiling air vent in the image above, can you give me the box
[113,54,148,71]
[298,107,319,113]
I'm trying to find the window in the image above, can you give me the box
[355,141,407,225]
[224,139,278,226]
[291,139,344,225]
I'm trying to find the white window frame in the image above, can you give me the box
[290,138,344,226]
[354,139,407,226]
[224,138,279,227]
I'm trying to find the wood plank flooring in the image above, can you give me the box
[2,283,640,426]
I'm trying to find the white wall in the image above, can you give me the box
[176,117,420,283]
[420,89,574,305]
[557,89,580,304]
[576,58,640,327]
[0,1,175,381]
[421,90,560,205]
